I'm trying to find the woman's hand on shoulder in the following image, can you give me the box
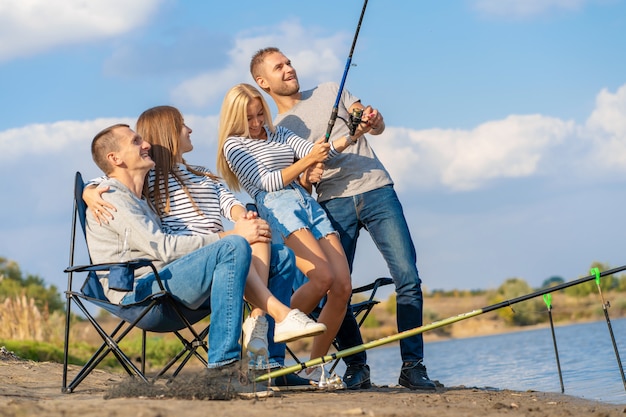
[83,185,117,225]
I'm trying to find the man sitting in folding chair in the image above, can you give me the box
[85,123,323,395]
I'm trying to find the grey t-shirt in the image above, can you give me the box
[274,82,393,202]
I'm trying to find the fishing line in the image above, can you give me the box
[324,0,368,142]
[256,264,626,383]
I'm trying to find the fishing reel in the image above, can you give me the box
[338,107,364,136]
[347,107,363,136]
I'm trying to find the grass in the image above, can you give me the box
[2,290,626,367]
[0,293,205,370]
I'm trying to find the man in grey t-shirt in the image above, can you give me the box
[250,47,436,391]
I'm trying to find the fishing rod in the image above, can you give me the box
[591,267,626,390]
[256,264,626,383]
[543,293,564,393]
[324,0,368,143]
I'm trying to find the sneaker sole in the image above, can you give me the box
[346,380,371,390]
[398,378,437,391]
[274,325,326,343]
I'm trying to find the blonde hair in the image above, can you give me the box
[136,105,217,216]
[216,83,276,191]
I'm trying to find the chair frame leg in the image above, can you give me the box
[63,295,156,392]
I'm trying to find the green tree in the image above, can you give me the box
[542,276,564,288]
[488,277,545,326]
[0,257,64,313]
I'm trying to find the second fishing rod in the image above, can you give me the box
[256,264,626,382]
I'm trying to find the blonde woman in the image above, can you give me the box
[216,84,367,378]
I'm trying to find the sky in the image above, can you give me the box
[1,0,626,298]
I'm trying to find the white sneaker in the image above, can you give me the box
[242,315,269,356]
[297,366,324,383]
[274,309,327,343]
[297,366,346,390]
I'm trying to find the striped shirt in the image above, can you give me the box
[149,164,243,236]
[224,126,339,199]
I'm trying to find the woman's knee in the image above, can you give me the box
[333,275,352,303]
[307,265,334,293]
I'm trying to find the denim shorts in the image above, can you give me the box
[255,183,337,243]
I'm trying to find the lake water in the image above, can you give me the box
[321,317,626,404]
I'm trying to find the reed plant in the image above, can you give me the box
[0,293,190,369]
[0,294,51,341]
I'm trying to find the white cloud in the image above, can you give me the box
[3,84,626,195]
[584,84,626,171]
[0,118,134,162]
[0,0,163,62]
[471,0,592,18]
[171,21,347,108]
[376,115,574,191]
[374,84,626,192]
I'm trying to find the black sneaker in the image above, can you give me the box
[343,364,372,390]
[271,372,317,391]
[398,361,436,391]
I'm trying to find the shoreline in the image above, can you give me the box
[1,357,625,417]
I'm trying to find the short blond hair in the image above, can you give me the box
[250,46,281,79]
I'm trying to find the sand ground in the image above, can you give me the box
[1,352,624,417]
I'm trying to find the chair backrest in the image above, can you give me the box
[74,172,88,237]
[67,172,88,294]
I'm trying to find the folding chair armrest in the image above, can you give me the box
[64,259,166,291]
[64,258,154,273]
[352,277,394,295]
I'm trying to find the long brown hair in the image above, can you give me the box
[136,105,217,216]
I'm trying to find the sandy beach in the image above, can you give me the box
[1,350,624,417]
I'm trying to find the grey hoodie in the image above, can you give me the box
[85,178,220,303]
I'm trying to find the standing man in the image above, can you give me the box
[250,47,436,391]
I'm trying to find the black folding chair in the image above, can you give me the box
[62,172,212,393]
[347,277,394,327]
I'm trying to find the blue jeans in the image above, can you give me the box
[123,236,250,368]
[265,244,298,368]
[320,185,425,364]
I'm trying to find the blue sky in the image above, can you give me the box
[1,0,626,297]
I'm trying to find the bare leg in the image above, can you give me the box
[244,241,291,322]
[286,230,352,360]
